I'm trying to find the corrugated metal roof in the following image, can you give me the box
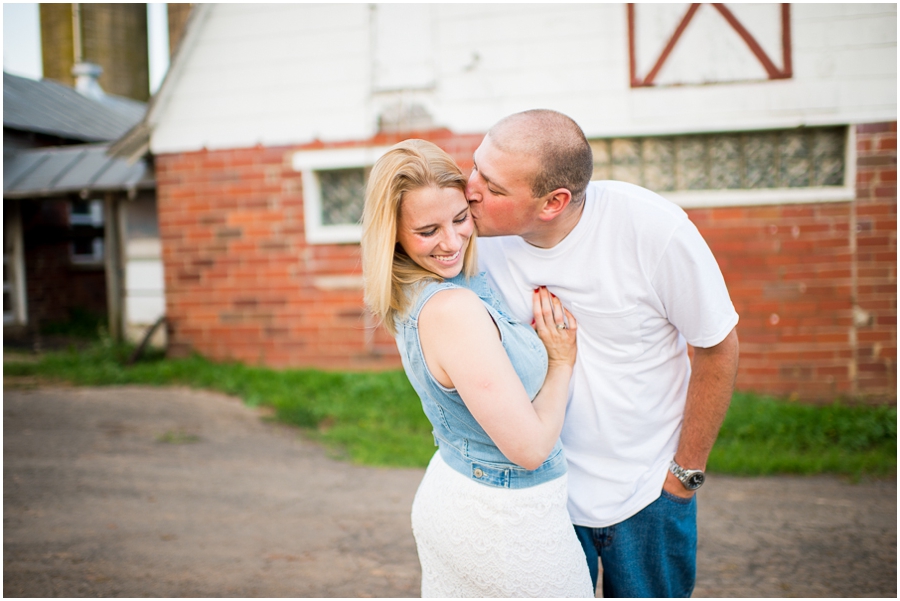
[3,143,154,199]
[3,72,146,142]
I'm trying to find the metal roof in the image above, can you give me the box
[3,143,154,199]
[3,72,146,142]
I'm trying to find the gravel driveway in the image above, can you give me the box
[3,385,896,597]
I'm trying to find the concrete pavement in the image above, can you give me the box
[3,385,896,597]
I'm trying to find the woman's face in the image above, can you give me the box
[396,185,474,279]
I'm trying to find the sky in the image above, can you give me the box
[3,2,171,94]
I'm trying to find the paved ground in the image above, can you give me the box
[3,385,896,597]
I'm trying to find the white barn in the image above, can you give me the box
[130,3,896,401]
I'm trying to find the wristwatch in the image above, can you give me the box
[669,460,705,491]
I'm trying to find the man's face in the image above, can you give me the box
[465,135,542,238]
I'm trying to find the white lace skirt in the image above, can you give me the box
[411,451,594,598]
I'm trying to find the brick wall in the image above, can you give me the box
[690,123,896,403]
[21,199,108,328]
[157,124,895,402]
[851,123,896,400]
[156,129,482,370]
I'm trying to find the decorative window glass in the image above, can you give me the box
[590,127,852,208]
[293,147,390,244]
[318,167,368,226]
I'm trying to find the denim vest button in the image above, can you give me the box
[473,468,484,478]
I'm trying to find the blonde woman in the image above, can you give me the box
[361,139,593,597]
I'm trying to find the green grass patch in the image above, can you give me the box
[156,430,201,444]
[709,391,896,480]
[4,344,896,477]
[39,308,108,339]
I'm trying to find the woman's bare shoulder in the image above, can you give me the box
[419,286,486,329]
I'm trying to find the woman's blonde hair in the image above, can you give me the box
[361,139,478,335]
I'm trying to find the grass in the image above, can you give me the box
[156,430,201,444]
[4,342,896,478]
[39,308,108,339]
[710,391,896,479]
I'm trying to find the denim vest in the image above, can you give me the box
[395,272,567,489]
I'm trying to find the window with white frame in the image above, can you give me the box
[68,198,105,264]
[292,147,390,244]
[590,126,854,208]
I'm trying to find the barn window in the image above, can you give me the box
[292,147,389,244]
[590,126,853,208]
[68,199,106,264]
[318,167,368,226]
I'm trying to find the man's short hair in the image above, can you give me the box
[488,109,594,204]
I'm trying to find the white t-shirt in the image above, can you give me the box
[477,180,739,527]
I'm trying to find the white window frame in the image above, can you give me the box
[292,147,390,244]
[69,199,105,226]
[658,127,857,209]
[68,198,106,265]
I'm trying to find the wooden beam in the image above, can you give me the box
[104,194,124,342]
[10,200,28,325]
[641,3,701,86]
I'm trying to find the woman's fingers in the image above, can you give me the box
[541,288,555,325]
[532,287,571,331]
[532,287,553,332]
[532,287,546,332]
[530,287,578,368]
[551,294,565,328]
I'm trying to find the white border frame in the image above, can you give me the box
[292,147,391,244]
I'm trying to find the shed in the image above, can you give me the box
[3,70,163,347]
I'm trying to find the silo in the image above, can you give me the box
[39,3,149,101]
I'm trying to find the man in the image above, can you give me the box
[467,109,740,598]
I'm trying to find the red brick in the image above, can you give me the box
[858,123,895,134]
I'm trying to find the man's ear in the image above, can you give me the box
[537,188,573,222]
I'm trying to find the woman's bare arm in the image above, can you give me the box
[418,287,577,470]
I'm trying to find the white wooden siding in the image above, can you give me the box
[124,239,165,326]
[150,3,896,154]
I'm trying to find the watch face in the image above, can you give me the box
[687,472,705,490]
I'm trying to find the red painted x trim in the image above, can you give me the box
[628,3,793,87]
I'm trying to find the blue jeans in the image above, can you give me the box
[574,491,697,598]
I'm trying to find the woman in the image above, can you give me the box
[361,139,593,598]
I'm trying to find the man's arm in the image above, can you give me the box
[664,327,740,498]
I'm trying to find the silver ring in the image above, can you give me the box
[556,323,567,330]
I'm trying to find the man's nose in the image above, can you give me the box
[465,171,481,201]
